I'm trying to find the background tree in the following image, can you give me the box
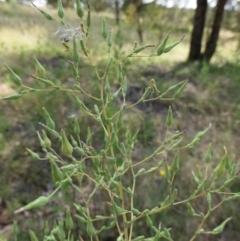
[123,0,145,43]
[189,0,229,62]
[204,0,229,60]
[188,0,208,61]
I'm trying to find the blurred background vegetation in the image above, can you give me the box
[1,0,240,240]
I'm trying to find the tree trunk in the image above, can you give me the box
[137,16,143,43]
[204,0,228,61]
[188,0,208,61]
[115,0,120,25]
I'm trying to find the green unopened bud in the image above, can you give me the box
[42,107,55,130]
[42,130,51,148]
[122,76,127,99]
[57,0,64,19]
[111,200,126,216]
[32,3,55,20]
[206,218,232,235]
[49,156,63,182]
[73,118,80,136]
[110,88,121,101]
[187,202,195,216]
[165,162,171,180]
[1,93,23,100]
[214,152,227,178]
[135,168,145,177]
[106,57,113,73]
[65,207,74,230]
[104,75,110,94]
[80,39,88,56]
[14,196,49,214]
[186,123,211,148]
[164,35,184,53]
[75,215,87,223]
[72,93,89,112]
[174,80,188,99]
[160,80,186,97]
[146,215,153,227]
[161,195,170,207]
[166,106,173,127]
[87,9,91,28]
[61,129,73,157]
[116,106,124,128]
[171,188,178,204]
[86,127,93,145]
[192,171,200,184]
[26,148,41,160]
[71,64,79,78]
[117,69,124,84]
[131,208,141,215]
[205,143,212,163]
[107,28,112,51]
[76,0,84,19]
[133,44,151,54]
[33,55,46,78]
[44,221,49,235]
[29,230,39,241]
[73,36,79,64]
[101,18,108,39]
[206,192,211,209]
[87,217,94,237]
[70,135,78,147]
[75,146,87,157]
[32,75,56,86]
[94,104,100,115]
[39,122,61,140]
[164,42,179,53]
[4,65,22,86]
[157,31,170,56]
[172,151,179,172]
[13,221,19,236]
[37,131,45,149]
[221,176,236,189]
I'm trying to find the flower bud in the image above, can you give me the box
[65,207,74,230]
[76,0,84,19]
[61,129,73,157]
[70,135,78,147]
[57,0,64,19]
[1,93,23,100]
[80,39,88,56]
[4,65,22,86]
[26,148,41,160]
[42,130,51,148]
[42,107,55,130]
[166,106,173,127]
[101,18,108,39]
[13,221,19,236]
[86,217,95,237]
[14,196,49,213]
[157,31,170,56]
[29,230,39,241]
[173,80,188,99]
[73,36,80,64]
[49,155,63,182]
[32,55,46,79]
[32,3,55,20]
[87,8,91,28]
[37,131,45,149]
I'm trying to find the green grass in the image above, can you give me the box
[1,3,240,241]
